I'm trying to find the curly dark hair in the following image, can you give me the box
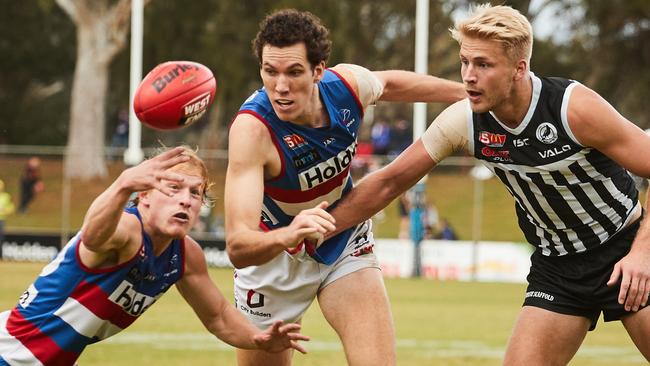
[252,9,331,68]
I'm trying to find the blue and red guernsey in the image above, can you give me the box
[0,207,184,366]
[236,69,364,265]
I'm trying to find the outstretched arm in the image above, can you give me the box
[331,64,466,106]
[177,238,310,353]
[375,70,466,103]
[328,140,437,237]
[79,147,190,265]
[327,99,469,238]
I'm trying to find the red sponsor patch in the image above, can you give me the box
[479,131,506,147]
[282,134,306,149]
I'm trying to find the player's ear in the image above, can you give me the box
[138,191,151,207]
[313,61,325,83]
[513,59,528,81]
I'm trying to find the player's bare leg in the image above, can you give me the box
[236,345,293,366]
[621,306,650,360]
[503,306,589,366]
[318,267,396,366]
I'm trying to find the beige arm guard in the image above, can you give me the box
[421,99,471,162]
[336,63,384,108]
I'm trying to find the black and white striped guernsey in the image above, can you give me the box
[469,73,639,256]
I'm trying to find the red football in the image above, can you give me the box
[133,61,217,130]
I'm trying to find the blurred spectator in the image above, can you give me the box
[397,192,411,239]
[0,179,15,245]
[111,109,129,149]
[422,200,439,239]
[437,218,458,240]
[351,141,374,177]
[192,204,212,233]
[19,157,44,214]
[388,119,412,156]
[370,119,391,156]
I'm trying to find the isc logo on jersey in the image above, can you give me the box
[109,280,160,316]
[180,92,211,126]
[299,142,356,190]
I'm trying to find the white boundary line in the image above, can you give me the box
[105,332,645,362]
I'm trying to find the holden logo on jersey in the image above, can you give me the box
[536,123,558,144]
[283,134,307,150]
[109,280,160,316]
[479,131,506,147]
[299,142,356,190]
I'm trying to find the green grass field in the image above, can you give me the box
[1,261,646,365]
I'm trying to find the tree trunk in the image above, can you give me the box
[58,0,133,180]
[65,23,110,179]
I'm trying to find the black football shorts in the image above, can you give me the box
[523,218,643,330]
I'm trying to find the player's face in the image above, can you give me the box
[459,37,519,114]
[260,43,324,123]
[140,172,205,239]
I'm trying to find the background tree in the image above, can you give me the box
[0,2,75,145]
[56,0,139,179]
[4,1,648,155]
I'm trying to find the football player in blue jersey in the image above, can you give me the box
[0,146,308,366]
[225,9,465,366]
[327,4,650,366]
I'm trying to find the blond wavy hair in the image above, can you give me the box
[132,145,215,207]
[450,4,533,63]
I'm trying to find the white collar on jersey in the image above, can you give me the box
[488,72,542,135]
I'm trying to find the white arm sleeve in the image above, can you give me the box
[421,99,470,162]
[337,63,384,108]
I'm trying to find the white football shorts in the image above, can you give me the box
[233,219,379,328]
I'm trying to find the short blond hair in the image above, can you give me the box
[133,146,214,206]
[451,4,533,63]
